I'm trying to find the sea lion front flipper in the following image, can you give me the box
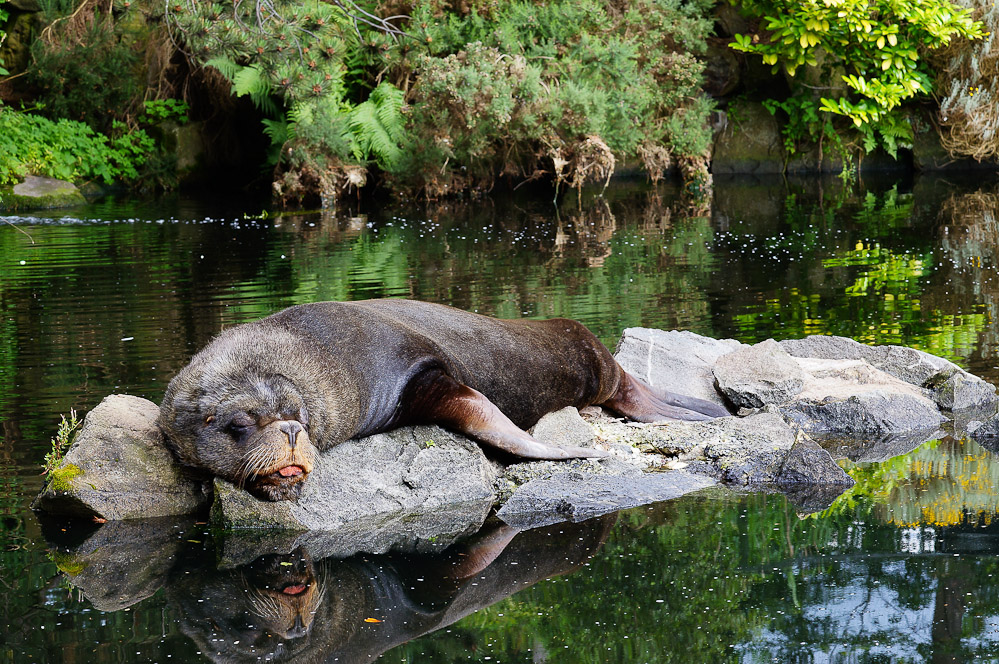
[407,370,608,460]
[602,371,730,422]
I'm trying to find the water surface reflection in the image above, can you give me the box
[5,175,999,661]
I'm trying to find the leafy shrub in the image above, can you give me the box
[140,99,190,125]
[730,0,984,159]
[29,13,142,132]
[0,104,155,185]
[169,0,717,204]
[0,0,9,76]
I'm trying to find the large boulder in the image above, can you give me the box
[781,391,946,438]
[589,410,853,486]
[713,339,806,409]
[31,395,210,519]
[779,335,998,411]
[615,328,741,408]
[2,175,87,211]
[212,424,502,536]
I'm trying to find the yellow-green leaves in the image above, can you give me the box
[728,0,984,155]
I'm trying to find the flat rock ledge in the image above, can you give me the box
[1,175,86,211]
[34,331,996,552]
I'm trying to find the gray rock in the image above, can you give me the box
[780,335,955,387]
[31,395,210,519]
[614,327,741,407]
[494,448,651,505]
[591,411,851,486]
[496,470,716,529]
[776,434,855,486]
[211,424,502,535]
[3,175,86,210]
[713,339,806,408]
[529,407,597,449]
[698,412,843,484]
[781,390,946,437]
[933,369,999,411]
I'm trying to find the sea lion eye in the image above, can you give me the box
[229,413,255,433]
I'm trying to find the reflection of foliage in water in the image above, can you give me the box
[825,438,999,529]
[393,489,999,662]
[722,184,990,364]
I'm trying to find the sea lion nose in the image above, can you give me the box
[279,420,304,448]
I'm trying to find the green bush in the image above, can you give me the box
[168,0,717,204]
[730,0,984,158]
[29,15,142,133]
[0,0,9,76]
[0,104,154,185]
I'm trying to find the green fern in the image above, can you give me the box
[205,57,278,116]
[262,114,290,166]
[348,81,406,170]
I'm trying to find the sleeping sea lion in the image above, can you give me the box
[158,299,728,500]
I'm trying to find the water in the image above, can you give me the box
[3,174,999,661]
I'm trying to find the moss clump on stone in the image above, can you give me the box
[47,463,83,493]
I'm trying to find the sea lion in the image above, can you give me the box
[158,299,728,501]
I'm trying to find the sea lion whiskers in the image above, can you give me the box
[245,583,286,625]
[235,436,286,487]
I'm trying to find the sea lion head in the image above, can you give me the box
[159,326,324,501]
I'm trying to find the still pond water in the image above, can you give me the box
[3,174,999,662]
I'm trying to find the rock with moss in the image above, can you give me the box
[31,394,211,519]
[45,516,190,611]
[1,175,86,211]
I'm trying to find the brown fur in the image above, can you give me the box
[158,300,727,500]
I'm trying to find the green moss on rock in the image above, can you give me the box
[47,463,83,492]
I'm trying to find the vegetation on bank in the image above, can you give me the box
[730,0,984,161]
[0,0,993,205]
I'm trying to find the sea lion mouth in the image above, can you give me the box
[247,462,312,501]
[281,584,309,596]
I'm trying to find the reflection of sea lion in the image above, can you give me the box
[159,299,727,500]
[168,516,616,664]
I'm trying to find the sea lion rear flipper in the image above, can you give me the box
[408,370,608,460]
[603,371,730,422]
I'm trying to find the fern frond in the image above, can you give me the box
[232,65,279,116]
[204,56,240,82]
[348,82,406,169]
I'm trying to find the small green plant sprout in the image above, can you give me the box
[424,439,436,448]
[42,409,81,475]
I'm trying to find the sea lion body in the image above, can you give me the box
[159,300,727,500]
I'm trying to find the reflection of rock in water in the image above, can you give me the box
[811,429,942,464]
[164,515,615,664]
